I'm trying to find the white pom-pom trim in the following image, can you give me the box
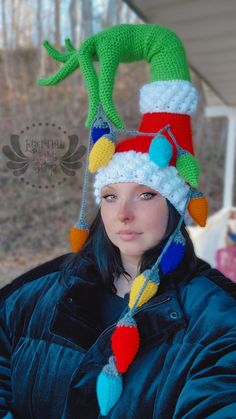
[140,80,198,115]
[94,151,190,215]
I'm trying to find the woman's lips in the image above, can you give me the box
[118,231,142,240]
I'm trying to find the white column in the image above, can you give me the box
[205,106,236,209]
[224,114,236,208]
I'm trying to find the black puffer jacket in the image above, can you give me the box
[0,255,236,418]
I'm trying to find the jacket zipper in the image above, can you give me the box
[92,296,172,349]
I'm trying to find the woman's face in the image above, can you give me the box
[100,183,169,262]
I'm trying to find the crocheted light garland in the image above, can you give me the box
[96,197,189,415]
[69,220,89,253]
[111,313,140,373]
[91,115,111,144]
[89,134,116,173]
[160,230,186,275]
[188,189,208,227]
[149,134,173,168]
[96,356,123,416]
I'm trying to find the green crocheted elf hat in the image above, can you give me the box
[38,24,208,416]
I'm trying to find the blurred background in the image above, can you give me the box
[0,0,235,286]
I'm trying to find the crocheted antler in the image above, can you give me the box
[37,24,190,128]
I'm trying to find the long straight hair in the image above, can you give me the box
[62,201,197,293]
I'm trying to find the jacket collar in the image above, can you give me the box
[51,259,187,356]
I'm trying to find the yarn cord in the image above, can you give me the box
[115,124,171,139]
[129,189,191,315]
[77,130,93,228]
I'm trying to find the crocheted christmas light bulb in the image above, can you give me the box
[129,274,158,309]
[149,135,173,168]
[188,191,208,226]
[176,150,200,187]
[89,135,115,173]
[111,313,140,373]
[69,224,89,252]
[160,231,186,275]
[92,120,110,144]
[96,356,123,416]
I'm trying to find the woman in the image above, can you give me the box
[1,23,236,418]
[1,181,235,418]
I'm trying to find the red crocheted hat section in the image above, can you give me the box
[115,113,194,165]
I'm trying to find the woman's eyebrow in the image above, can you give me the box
[102,185,155,191]
[102,186,116,191]
[135,185,155,191]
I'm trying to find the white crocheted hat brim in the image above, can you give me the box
[140,80,198,115]
[94,151,190,215]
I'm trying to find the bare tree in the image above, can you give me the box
[35,0,44,120]
[11,0,15,48]
[68,0,79,121]
[69,0,77,45]
[36,0,45,74]
[10,0,21,49]
[1,0,19,130]
[81,0,93,38]
[116,1,122,24]
[14,0,21,48]
[1,0,12,89]
[21,1,33,47]
[105,0,117,26]
[54,0,61,47]
[37,0,42,46]
[67,0,94,125]
[125,2,131,23]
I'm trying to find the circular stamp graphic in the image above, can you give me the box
[2,122,87,189]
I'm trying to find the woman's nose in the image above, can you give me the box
[117,201,134,222]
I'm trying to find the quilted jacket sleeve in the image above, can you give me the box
[174,276,236,419]
[175,334,236,418]
[0,302,15,418]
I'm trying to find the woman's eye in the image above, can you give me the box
[102,194,117,201]
[141,192,156,200]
